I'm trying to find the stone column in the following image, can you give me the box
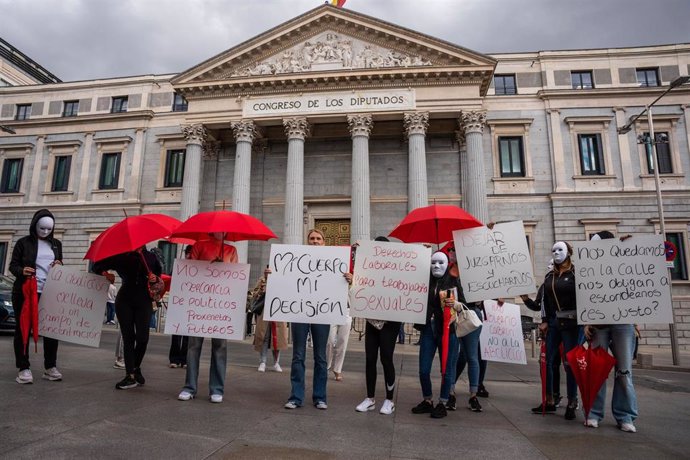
[230,120,257,262]
[77,132,94,202]
[455,129,468,208]
[180,124,207,220]
[127,128,146,201]
[283,117,310,245]
[460,111,489,224]
[347,114,373,243]
[28,135,45,203]
[404,112,429,211]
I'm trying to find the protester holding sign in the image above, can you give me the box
[284,228,352,410]
[177,234,238,403]
[10,209,63,384]
[93,247,162,390]
[411,251,466,419]
[583,231,638,433]
[541,241,580,421]
[252,269,288,373]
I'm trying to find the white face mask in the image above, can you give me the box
[36,216,54,239]
[547,259,554,272]
[430,252,449,278]
[552,242,569,265]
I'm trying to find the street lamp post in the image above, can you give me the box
[617,75,690,366]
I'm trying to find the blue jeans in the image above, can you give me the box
[589,324,638,424]
[183,336,227,396]
[456,330,484,393]
[106,302,116,323]
[546,317,580,402]
[418,319,459,402]
[289,323,329,406]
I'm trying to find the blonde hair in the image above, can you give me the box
[306,228,325,241]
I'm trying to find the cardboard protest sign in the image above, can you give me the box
[38,265,109,347]
[264,244,350,325]
[349,241,430,323]
[479,300,527,364]
[454,221,535,302]
[573,235,672,325]
[165,259,250,340]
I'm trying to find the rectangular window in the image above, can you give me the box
[0,241,6,273]
[498,136,525,177]
[666,232,688,280]
[111,96,128,113]
[636,68,659,87]
[578,134,605,175]
[51,155,72,192]
[571,71,594,89]
[99,152,121,189]
[63,100,79,117]
[0,158,23,193]
[644,131,673,174]
[157,241,177,275]
[494,74,517,95]
[172,93,188,112]
[164,149,185,187]
[15,104,31,120]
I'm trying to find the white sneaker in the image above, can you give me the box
[284,401,298,409]
[178,391,194,401]
[43,367,63,381]
[16,369,33,384]
[258,362,266,372]
[620,422,636,433]
[210,394,223,403]
[356,397,376,412]
[273,362,283,373]
[379,399,395,415]
[585,419,599,428]
[315,401,328,410]
[113,359,125,370]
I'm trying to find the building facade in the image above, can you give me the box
[1,5,689,347]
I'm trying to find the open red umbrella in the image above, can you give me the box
[389,204,483,244]
[171,210,276,242]
[84,214,182,262]
[565,343,616,419]
[20,276,39,353]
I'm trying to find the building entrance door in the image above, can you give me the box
[314,219,351,246]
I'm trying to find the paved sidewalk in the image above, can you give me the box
[1,329,689,459]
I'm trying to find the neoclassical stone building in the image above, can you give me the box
[1,5,689,346]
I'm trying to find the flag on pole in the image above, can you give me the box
[330,0,347,7]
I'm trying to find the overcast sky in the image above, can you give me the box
[2,0,690,82]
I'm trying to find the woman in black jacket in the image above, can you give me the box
[93,248,161,390]
[10,209,63,384]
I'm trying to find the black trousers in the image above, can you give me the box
[169,335,189,365]
[116,291,153,375]
[364,321,400,400]
[13,292,58,370]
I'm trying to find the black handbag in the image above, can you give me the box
[250,293,265,316]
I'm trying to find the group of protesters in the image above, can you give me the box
[9,210,637,433]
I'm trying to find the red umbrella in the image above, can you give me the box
[84,214,182,262]
[440,301,452,376]
[171,210,277,242]
[389,204,483,244]
[565,343,616,419]
[539,339,547,416]
[20,276,39,353]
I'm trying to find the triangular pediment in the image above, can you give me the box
[172,4,496,95]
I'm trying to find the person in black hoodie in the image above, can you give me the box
[10,209,63,384]
[411,251,464,419]
[92,248,161,390]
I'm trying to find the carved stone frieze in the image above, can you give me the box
[229,32,432,78]
[403,112,429,137]
[231,119,257,144]
[283,117,311,140]
[461,111,487,134]
[181,124,208,144]
[347,114,373,137]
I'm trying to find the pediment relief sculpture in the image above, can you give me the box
[228,32,432,78]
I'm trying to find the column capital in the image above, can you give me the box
[461,110,486,134]
[347,114,373,137]
[202,140,221,160]
[454,129,466,151]
[231,119,257,144]
[403,112,429,137]
[283,117,311,140]
[253,138,269,155]
[182,124,207,145]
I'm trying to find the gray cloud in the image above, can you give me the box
[1,0,689,82]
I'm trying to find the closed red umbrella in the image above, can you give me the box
[539,339,547,416]
[389,204,483,244]
[20,276,39,352]
[171,210,277,242]
[566,343,616,419]
[84,214,182,262]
